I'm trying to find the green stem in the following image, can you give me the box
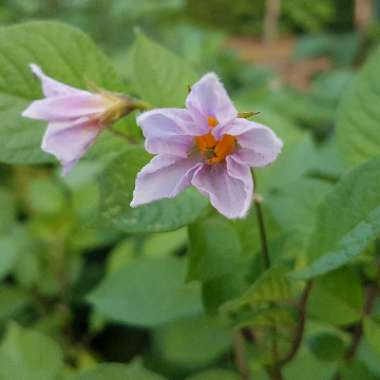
[278,281,313,366]
[252,172,283,380]
[254,196,271,269]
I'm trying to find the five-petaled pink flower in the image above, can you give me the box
[22,64,128,175]
[131,73,283,219]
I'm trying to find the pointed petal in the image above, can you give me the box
[130,155,201,207]
[191,158,253,219]
[22,94,106,121]
[137,108,201,157]
[186,73,237,128]
[29,63,89,97]
[222,118,283,167]
[42,117,102,175]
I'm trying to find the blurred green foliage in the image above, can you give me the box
[1,0,380,379]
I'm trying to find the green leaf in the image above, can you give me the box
[0,235,21,280]
[256,133,341,192]
[308,268,363,326]
[88,257,202,327]
[0,225,35,281]
[187,216,245,282]
[27,178,66,215]
[142,228,187,258]
[131,31,197,107]
[265,178,332,270]
[185,369,239,380]
[99,147,208,233]
[336,45,380,167]
[308,333,345,362]
[232,305,297,329]
[153,315,230,367]
[283,347,337,380]
[363,318,380,359]
[107,239,136,273]
[0,21,124,164]
[0,287,30,324]
[0,323,63,380]
[201,273,247,315]
[292,157,380,279]
[72,363,166,380]
[0,188,15,233]
[340,361,377,380]
[266,177,332,234]
[222,266,294,312]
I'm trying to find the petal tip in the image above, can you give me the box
[29,63,43,78]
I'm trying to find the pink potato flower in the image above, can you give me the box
[22,64,128,175]
[131,73,283,219]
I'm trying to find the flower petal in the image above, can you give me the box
[186,73,237,128]
[137,108,199,157]
[223,118,283,167]
[42,117,102,175]
[191,157,253,219]
[29,63,89,97]
[131,155,202,207]
[22,94,106,122]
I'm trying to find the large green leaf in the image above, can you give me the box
[130,31,197,107]
[266,178,331,234]
[292,157,380,279]
[98,147,208,233]
[187,216,245,282]
[153,315,230,367]
[72,363,166,380]
[88,257,202,327]
[336,45,380,167]
[0,323,63,380]
[0,21,124,164]
[308,268,363,326]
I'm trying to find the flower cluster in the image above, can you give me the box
[23,66,282,218]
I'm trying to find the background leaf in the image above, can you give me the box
[88,257,203,327]
[223,265,294,311]
[131,31,197,107]
[307,333,345,362]
[0,323,63,380]
[363,318,380,360]
[72,363,166,380]
[187,216,245,282]
[308,268,363,326]
[292,157,380,279]
[153,315,231,367]
[186,369,239,380]
[336,45,380,167]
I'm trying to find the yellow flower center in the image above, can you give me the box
[195,116,237,165]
